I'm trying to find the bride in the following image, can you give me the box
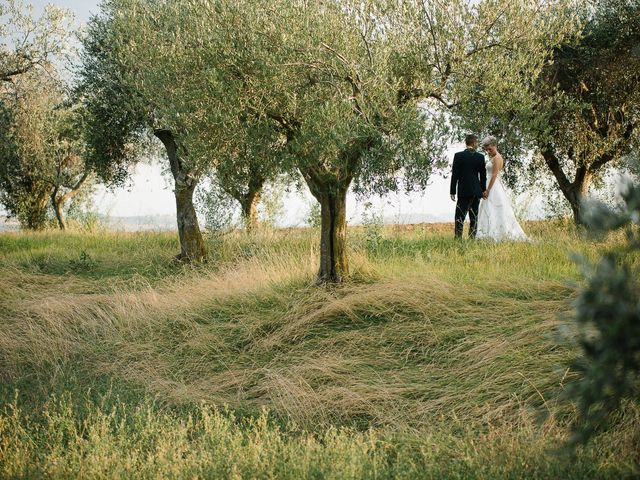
[477,136,527,241]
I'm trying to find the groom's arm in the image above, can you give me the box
[479,155,487,192]
[450,153,459,198]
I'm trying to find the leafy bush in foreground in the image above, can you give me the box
[568,181,640,446]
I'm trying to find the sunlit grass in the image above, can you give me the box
[1,393,637,479]
[0,222,637,478]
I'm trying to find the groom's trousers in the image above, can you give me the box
[455,196,480,239]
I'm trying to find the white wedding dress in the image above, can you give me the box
[477,156,527,241]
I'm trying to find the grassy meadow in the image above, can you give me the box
[0,221,638,479]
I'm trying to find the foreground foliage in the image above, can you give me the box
[567,182,640,445]
[1,393,636,480]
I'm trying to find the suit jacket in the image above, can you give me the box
[450,148,487,198]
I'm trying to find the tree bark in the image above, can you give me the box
[239,193,260,232]
[542,149,594,225]
[238,176,265,233]
[154,129,206,262]
[51,170,90,231]
[52,194,66,230]
[302,169,351,283]
[317,187,348,283]
[569,165,593,225]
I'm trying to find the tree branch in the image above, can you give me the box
[542,148,573,194]
[56,170,90,206]
[265,111,299,142]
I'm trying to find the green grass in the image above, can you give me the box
[0,222,638,478]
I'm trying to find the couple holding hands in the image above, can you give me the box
[450,134,527,241]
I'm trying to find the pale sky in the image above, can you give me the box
[25,0,541,226]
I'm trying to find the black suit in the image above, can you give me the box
[450,148,487,239]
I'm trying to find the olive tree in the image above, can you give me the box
[78,0,211,261]
[0,0,72,83]
[48,101,93,230]
[214,119,287,232]
[228,0,578,282]
[457,0,639,224]
[0,70,92,230]
[536,0,640,224]
[0,0,79,228]
[203,0,450,282]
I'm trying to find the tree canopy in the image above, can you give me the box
[458,0,640,223]
[0,69,92,230]
[0,0,72,83]
[75,0,580,278]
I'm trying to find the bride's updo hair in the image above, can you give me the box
[482,136,498,147]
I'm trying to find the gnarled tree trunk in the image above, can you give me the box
[302,169,351,283]
[154,129,206,262]
[51,170,90,230]
[236,176,265,233]
[542,149,594,225]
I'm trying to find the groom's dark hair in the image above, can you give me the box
[465,134,478,146]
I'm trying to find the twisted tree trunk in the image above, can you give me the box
[155,129,206,262]
[51,171,90,230]
[542,149,595,225]
[302,169,351,283]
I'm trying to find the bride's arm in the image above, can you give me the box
[487,154,504,193]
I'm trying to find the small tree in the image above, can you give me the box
[0,72,92,230]
[195,178,238,237]
[214,119,287,232]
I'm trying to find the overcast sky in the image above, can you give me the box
[19,1,536,226]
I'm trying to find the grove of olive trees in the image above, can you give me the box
[83,0,578,280]
[5,0,636,277]
[0,1,93,230]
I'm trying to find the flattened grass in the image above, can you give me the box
[0,222,637,478]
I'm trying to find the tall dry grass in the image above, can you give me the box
[0,224,611,426]
[0,223,637,478]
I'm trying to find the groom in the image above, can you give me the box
[450,134,487,239]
